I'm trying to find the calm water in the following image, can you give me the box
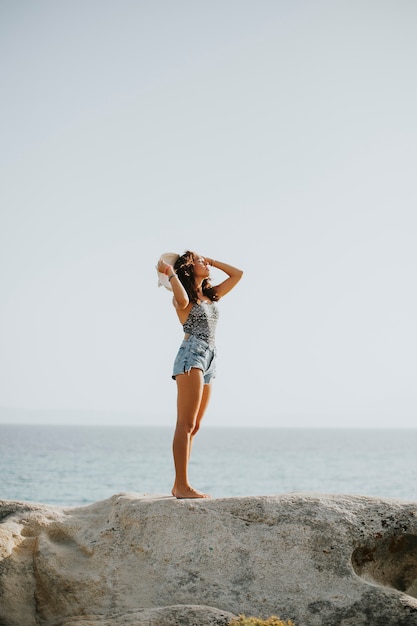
[1,425,416,506]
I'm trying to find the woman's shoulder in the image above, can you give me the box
[173,297,194,311]
[174,299,194,324]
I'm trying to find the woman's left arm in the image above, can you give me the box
[206,258,243,299]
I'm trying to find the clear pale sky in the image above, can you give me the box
[1,1,416,428]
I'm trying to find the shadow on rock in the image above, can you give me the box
[352,533,417,598]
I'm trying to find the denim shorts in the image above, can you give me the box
[172,335,217,384]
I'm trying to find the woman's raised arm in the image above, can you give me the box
[157,258,189,309]
[205,258,243,299]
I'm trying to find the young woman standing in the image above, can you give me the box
[157,251,243,499]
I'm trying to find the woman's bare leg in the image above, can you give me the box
[189,382,212,459]
[172,369,211,498]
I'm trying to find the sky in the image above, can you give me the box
[1,0,416,428]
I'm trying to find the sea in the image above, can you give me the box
[1,424,417,507]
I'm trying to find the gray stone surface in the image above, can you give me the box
[60,605,235,626]
[1,493,417,625]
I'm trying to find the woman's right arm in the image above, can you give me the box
[157,259,189,309]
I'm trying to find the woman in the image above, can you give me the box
[157,251,243,499]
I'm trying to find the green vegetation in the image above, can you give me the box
[228,616,295,626]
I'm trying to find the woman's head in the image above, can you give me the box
[174,251,218,302]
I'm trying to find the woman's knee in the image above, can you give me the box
[176,416,197,435]
[191,422,200,437]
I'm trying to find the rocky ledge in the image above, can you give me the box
[1,493,417,625]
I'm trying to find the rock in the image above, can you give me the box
[1,493,417,625]
[60,605,235,625]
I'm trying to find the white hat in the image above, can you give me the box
[156,252,180,291]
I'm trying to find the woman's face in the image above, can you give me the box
[192,254,210,279]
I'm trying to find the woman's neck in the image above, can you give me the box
[195,282,209,304]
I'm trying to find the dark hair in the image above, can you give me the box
[174,251,219,303]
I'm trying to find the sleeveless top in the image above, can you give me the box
[183,302,219,348]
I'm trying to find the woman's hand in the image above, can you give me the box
[157,259,173,275]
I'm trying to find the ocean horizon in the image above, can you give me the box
[1,424,416,507]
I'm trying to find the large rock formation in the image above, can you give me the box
[1,493,417,625]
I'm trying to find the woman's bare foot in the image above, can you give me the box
[172,485,211,499]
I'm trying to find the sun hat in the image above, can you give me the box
[156,252,180,291]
